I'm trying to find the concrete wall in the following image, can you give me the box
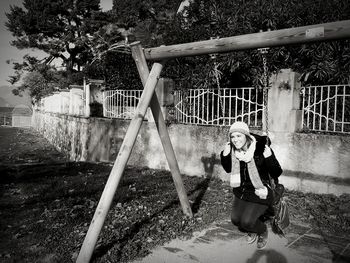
[270,131,350,195]
[39,87,85,116]
[32,111,350,196]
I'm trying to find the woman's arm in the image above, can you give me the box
[263,146,283,180]
[220,142,232,173]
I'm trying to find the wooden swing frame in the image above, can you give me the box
[77,19,350,262]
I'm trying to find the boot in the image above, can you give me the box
[257,229,268,250]
[245,233,257,244]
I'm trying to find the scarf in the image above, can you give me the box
[231,136,267,199]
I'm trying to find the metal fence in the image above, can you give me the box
[102,85,350,134]
[173,88,264,128]
[103,90,143,119]
[103,88,264,128]
[301,84,350,134]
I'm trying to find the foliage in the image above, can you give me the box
[8,54,85,102]
[85,52,143,90]
[6,0,350,100]
[111,0,182,46]
[82,0,184,89]
[81,21,142,89]
[159,0,350,88]
[85,0,350,90]
[12,67,64,104]
[5,0,110,88]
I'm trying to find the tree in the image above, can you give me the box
[8,54,78,103]
[5,0,110,86]
[81,0,184,89]
[12,66,59,103]
[111,0,182,46]
[160,0,350,87]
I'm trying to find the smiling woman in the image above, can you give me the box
[220,121,283,250]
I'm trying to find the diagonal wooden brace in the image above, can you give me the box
[130,42,193,218]
[77,62,164,263]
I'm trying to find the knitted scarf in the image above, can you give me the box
[231,136,267,199]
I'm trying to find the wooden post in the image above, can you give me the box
[76,62,164,263]
[144,20,350,60]
[130,42,193,217]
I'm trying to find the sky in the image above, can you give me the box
[0,0,113,106]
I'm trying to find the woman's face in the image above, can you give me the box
[230,132,247,150]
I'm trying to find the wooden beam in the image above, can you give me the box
[130,42,193,217]
[76,62,164,263]
[143,20,350,60]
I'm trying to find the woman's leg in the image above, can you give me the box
[239,201,268,235]
[230,195,246,229]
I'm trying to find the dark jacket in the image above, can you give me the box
[220,133,283,206]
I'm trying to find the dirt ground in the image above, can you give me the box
[0,127,349,263]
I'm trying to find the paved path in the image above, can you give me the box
[132,219,350,263]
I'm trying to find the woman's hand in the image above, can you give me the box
[255,187,268,199]
[263,145,272,158]
[222,142,231,156]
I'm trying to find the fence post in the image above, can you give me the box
[69,89,74,115]
[268,69,303,133]
[84,81,91,117]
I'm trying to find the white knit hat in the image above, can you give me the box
[229,121,250,136]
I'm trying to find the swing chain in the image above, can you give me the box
[213,60,221,90]
[211,56,226,117]
[261,49,269,90]
[263,80,269,137]
[259,47,269,137]
[210,39,225,119]
[209,52,221,89]
[210,36,221,90]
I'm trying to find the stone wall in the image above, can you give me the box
[32,111,350,196]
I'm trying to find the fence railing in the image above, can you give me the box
[103,90,143,119]
[301,84,350,134]
[103,88,264,128]
[102,85,350,134]
[173,88,264,127]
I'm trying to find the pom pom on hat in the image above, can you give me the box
[229,121,250,136]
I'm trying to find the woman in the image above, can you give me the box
[220,121,282,249]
